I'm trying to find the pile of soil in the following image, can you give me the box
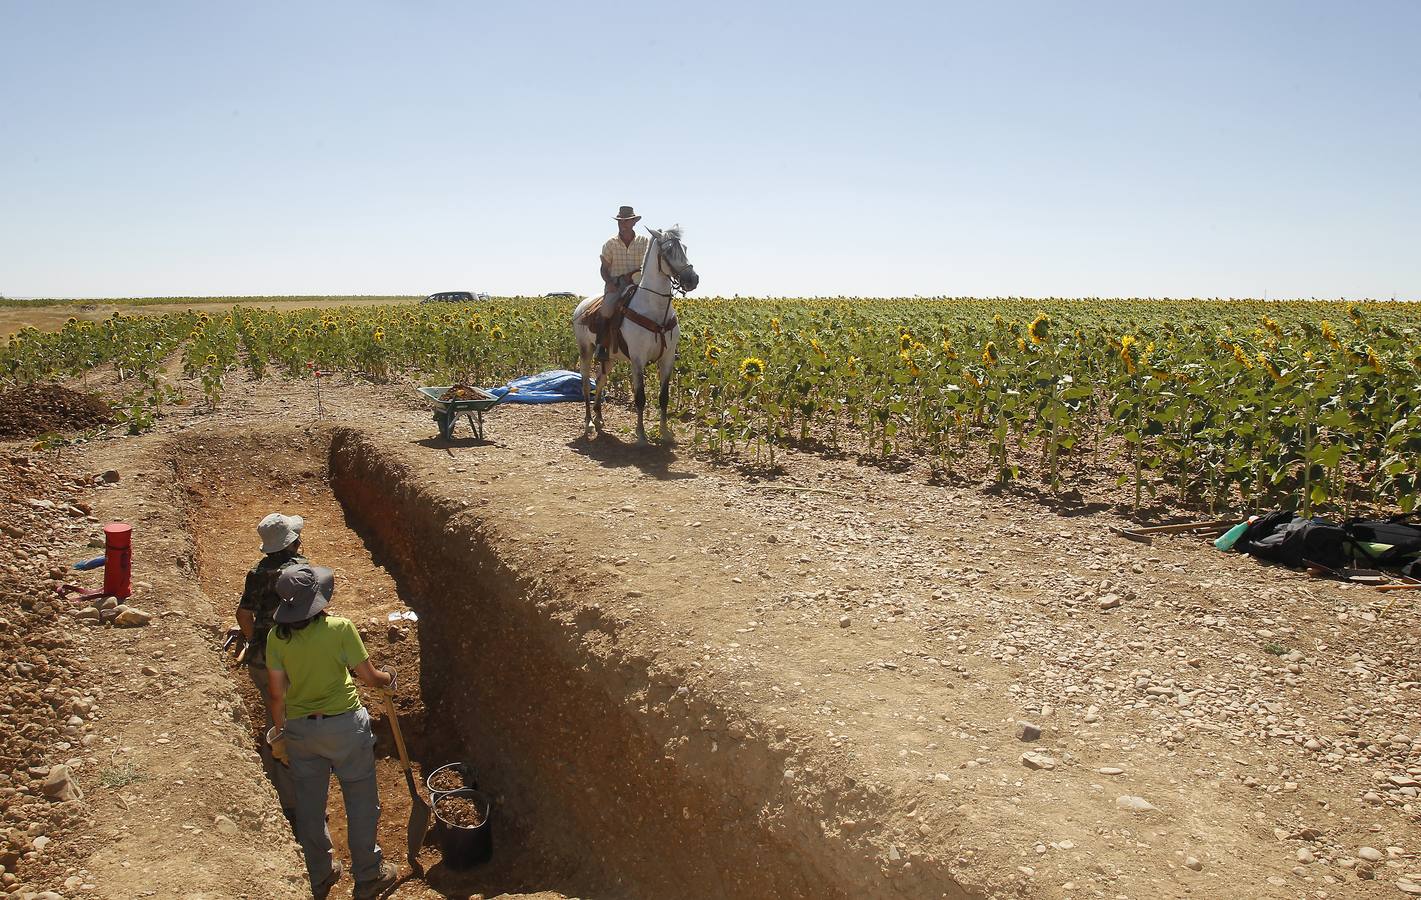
[437,794,486,828]
[428,768,466,792]
[0,383,112,438]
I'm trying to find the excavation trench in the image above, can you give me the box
[180,425,963,899]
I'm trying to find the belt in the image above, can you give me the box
[304,709,355,720]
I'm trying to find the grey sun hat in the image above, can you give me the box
[273,563,334,623]
[257,512,304,554]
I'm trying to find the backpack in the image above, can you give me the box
[1234,513,1354,570]
[1344,514,1421,568]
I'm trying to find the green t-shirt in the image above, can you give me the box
[266,615,368,719]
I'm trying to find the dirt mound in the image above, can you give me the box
[0,383,112,438]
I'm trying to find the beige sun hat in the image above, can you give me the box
[257,513,304,554]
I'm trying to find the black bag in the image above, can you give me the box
[1345,514,1421,567]
[1235,512,1354,570]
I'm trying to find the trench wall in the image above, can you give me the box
[328,428,968,899]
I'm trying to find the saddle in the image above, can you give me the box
[579,282,640,358]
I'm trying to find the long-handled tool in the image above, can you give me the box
[382,691,431,872]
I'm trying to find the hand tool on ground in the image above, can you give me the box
[382,689,431,871]
[1110,518,1237,545]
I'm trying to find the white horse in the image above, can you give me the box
[572,226,699,443]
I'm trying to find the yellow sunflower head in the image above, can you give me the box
[982,341,1000,367]
[1119,335,1139,374]
[740,356,766,382]
[1028,313,1050,344]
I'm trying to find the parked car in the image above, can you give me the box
[544,291,578,299]
[421,291,488,304]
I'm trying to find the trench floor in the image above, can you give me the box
[182,442,581,900]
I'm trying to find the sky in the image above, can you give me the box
[1,1,1418,300]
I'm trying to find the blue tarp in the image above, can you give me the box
[485,369,591,404]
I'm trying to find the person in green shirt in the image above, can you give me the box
[266,563,398,900]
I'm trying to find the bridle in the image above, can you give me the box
[637,236,694,299]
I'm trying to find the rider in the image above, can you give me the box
[596,205,649,361]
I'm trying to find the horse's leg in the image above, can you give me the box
[579,343,594,437]
[632,361,648,444]
[594,356,607,432]
[657,350,675,445]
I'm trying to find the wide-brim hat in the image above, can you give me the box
[274,563,334,623]
[258,513,304,554]
[614,205,641,221]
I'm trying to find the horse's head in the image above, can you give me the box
[647,226,699,293]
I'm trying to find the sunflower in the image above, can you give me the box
[845,355,859,375]
[740,356,766,382]
[1119,335,1139,374]
[1262,317,1282,338]
[204,354,218,367]
[373,328,385,344]
[1230,343,1253,369]
[491,325,505,340]
[1348,303,1363,323]
[771,317,782,335]
[963,368,983,388]
[1257,352,1282,380]
[1016,337,1027,353]
[1028,313,1050,344]
[982,341,999,367]
[939,339,957,360]
[1365,345,1384,373]
[704,342,720,362]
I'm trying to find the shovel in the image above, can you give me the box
[382,690,431,871]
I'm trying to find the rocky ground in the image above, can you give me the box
[1,370,1419,899]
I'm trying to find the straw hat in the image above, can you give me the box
[614,206,641,222]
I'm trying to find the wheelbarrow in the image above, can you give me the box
[417,385,503,440]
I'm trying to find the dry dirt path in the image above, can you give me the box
[4,371,1420,899]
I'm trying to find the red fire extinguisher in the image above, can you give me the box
[103,523,132,599]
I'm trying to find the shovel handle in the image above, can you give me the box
[382,691,415,775]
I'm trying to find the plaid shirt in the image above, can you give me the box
[601,235,648,279]
[237,547,307,664]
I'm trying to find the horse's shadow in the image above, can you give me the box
[567,432,697,481]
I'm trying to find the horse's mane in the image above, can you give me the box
[661,224,684,241]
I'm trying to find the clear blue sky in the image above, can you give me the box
[2,1,1418,299]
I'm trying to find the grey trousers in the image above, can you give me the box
[284,706,385,887]
[246,662,298,810]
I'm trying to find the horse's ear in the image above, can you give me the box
[646,227,663,241]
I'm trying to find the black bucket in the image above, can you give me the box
[425,761,468,801]
[433,787,492,869]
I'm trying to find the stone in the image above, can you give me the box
[1115,795,1157,812]
[1357,846,1382,862]
[31,835,49,851]
[101,470,120,483]
[839,616,851,628]
[1097,767,1125,775]
[1396,880,1421,895]
[1184,856,1202,871]
[214,815,239,835]
[1015,720,1042,742]
[1098,593,1122,610]
[1297,848,1314,863]
[140,665,158,676]
[1021,752,1057,771]
[113,607,152,627]
[40,766,80,802]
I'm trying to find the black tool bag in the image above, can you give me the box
[1235,512,1354,570]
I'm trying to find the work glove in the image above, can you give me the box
[266,726,289,766]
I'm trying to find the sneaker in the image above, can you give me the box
[312,858,343,899]
[353,862,399,899]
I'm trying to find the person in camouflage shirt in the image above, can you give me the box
[237,512,307,820]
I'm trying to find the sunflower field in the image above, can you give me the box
[4,297,1419,515]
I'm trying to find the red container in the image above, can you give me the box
[103,523,132,599]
